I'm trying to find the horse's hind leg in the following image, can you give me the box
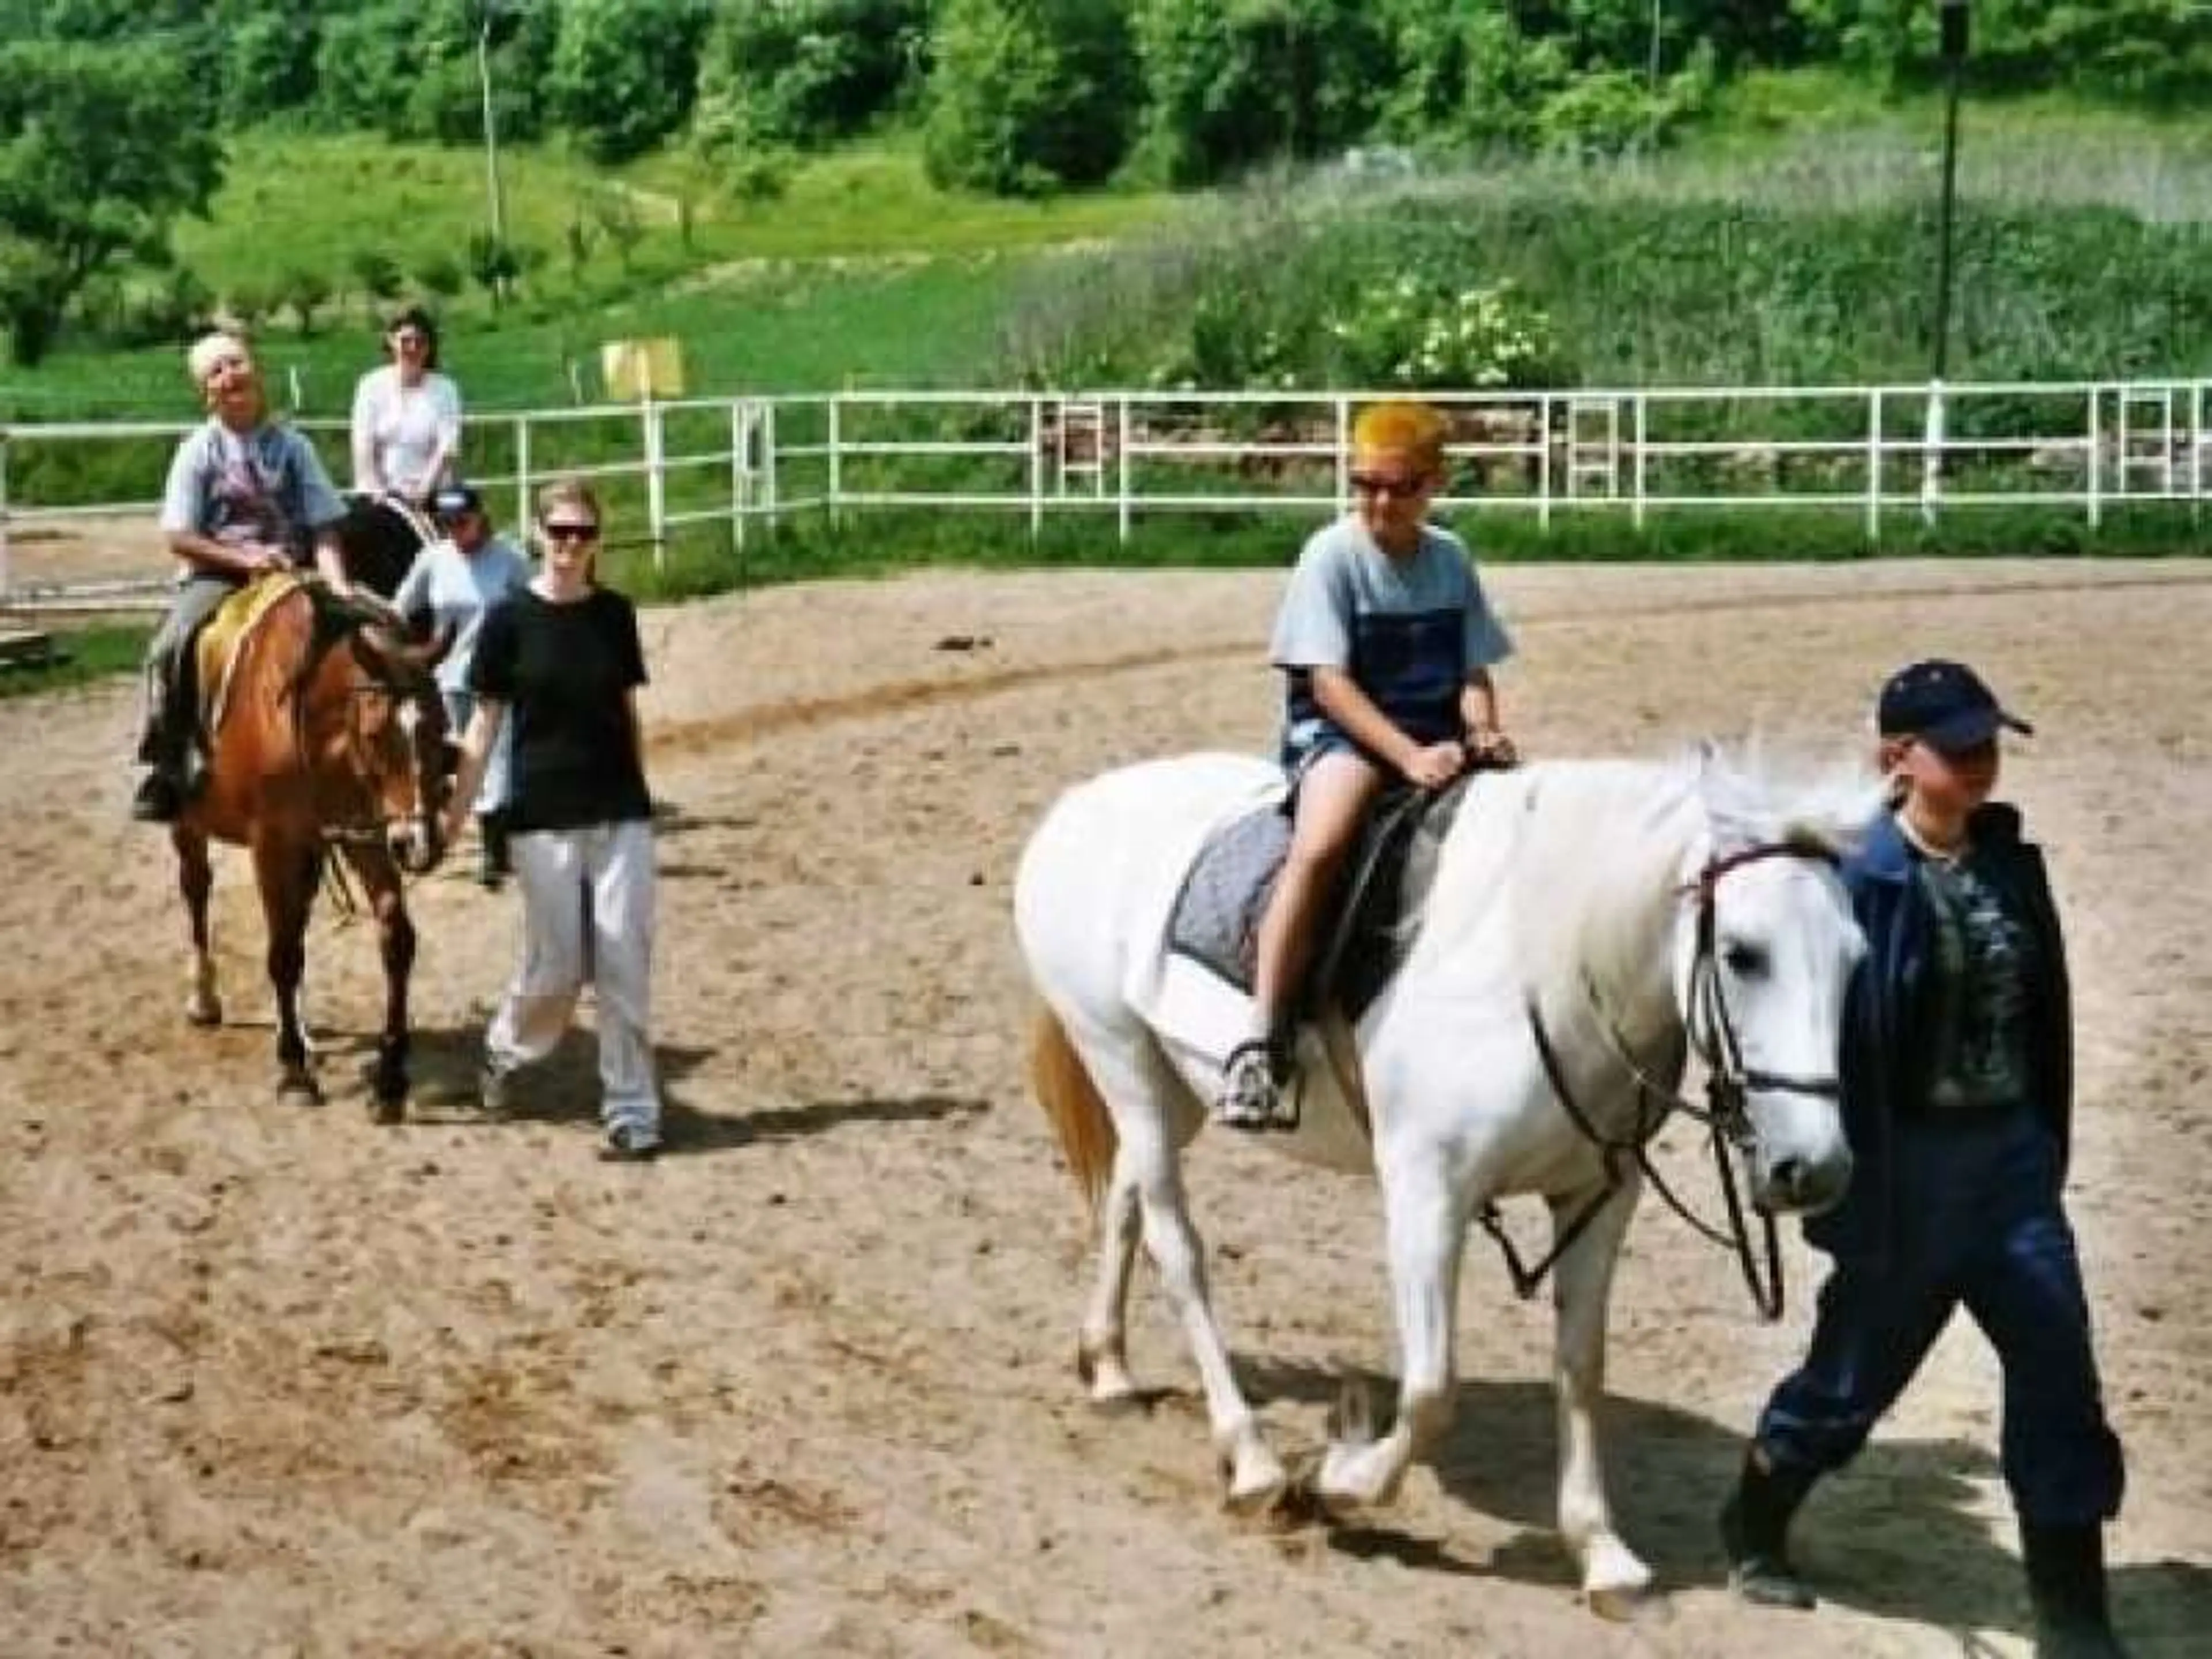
[1547,1175,1653,1615]
[253,837,321,1103]
[173,825,222,1026]
[1073,1019,1285,1512]
[341,843,413,1123]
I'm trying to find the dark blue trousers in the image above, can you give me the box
[1755,1110,2124,1527]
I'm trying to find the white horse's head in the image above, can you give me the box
[1683,745,1882,1215]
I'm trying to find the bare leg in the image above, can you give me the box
[1223,749,1385,1126]
[1548,1173,1653,1612]
[173,824,222,1026]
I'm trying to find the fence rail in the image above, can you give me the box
[2,378,2206,608]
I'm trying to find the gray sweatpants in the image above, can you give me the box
[139,574,240,762]
[484,818,661,1139]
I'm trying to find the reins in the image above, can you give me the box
[1486,840,1842,1321]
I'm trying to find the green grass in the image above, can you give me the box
[0,623,150,700]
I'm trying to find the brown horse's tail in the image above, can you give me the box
[1028,1005,1118,1215]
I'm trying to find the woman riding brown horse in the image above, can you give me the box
[172,576,453,1116]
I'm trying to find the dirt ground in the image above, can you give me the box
[3,559,2208,1658]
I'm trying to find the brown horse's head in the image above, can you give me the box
[333,622,456,876]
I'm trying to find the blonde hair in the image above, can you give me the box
[186,331,252,385]
[534,476,603,527]
[1352,400,1446,470]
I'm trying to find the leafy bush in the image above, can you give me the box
[922,0,1138,196]
[1325,277,1560,389]
[694,0,926,153]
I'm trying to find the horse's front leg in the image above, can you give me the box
[342,843,414,1123]
[1548,1172,1653,1616]
[253,837,321,1103]
[172,824,222,1026]
[1316,1148,1467,1511]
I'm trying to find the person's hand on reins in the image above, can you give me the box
[1469,724,1519,767]
[1404,739,1467,790]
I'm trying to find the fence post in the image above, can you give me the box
[1632,392,1647,531]
[2086,387,2101,531]
[1029,395,1044,541]
[1116,394,1132,544]
[729,399,748,555]
[765,401,781,532]
[1919,379,1945,527]
[642,393,666,570]
[1538,392,1553,531]
[1334,396,1350,510]
[828,395,843,528]
[1866,388,1883,546]
[2192,380,2204,512]
[0,431,10,603]
[513,415,531,535]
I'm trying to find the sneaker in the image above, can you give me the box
[599,1122,661,1163]
[1214,1041,1286,1131]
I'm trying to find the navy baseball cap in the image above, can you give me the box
[431,482,483,520]
[1877,659,2033,752]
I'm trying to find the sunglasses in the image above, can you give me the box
[1349,471,1430,497]
[541,521,600,543]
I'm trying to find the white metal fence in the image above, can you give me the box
[2,378,2206,607]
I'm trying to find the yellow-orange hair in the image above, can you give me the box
[1351,400,1446,470]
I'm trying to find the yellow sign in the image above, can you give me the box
[602,336,685,401]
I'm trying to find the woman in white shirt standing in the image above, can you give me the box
[351,305,463,507]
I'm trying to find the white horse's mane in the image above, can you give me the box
[1418,738,1884,1002]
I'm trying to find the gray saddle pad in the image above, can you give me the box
[1165,775,1476,1020]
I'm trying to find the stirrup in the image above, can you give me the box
[1215,1039,1295,1132]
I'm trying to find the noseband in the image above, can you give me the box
[310,674,441,852]
[1488,838,1842,1321]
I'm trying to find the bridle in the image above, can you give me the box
[1487,839,1843,1321]
[305,656,445,853]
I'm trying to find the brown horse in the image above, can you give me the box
[172,577,453,1118]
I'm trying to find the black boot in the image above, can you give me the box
[1720,1446,1819,1609]
[2024,1523,2128,1658]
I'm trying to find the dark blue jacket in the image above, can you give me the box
[1804,804,2074,1263]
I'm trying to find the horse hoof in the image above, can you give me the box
[184,999,223,1028]
[370,1094,406,1126]
[278,1073,323,1105]
[1585,1585,1666,1625]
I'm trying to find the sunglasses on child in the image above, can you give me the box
[541,520,600,543]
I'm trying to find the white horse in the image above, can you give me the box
[1013,746,1880,1608]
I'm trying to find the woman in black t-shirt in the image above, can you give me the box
[444,478,664,1161]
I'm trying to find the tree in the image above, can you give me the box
[0,41,224,365]
[225,10,320,124]
[1131,0,1388,187]
[923,0,1138,195]
[589,187,646,272]
[465,232,521,307]
[349,248,406,318]
[547,0,710,164]
[694,0,927,153]
[415,253,465,302]
[276,267,334,335]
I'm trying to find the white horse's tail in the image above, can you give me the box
[1028,1006,1118,1213]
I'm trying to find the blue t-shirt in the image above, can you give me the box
[158,419,346,570]
[391,534,532,694]
[1269,516,1512,746]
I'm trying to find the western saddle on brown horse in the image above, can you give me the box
[171,573,453,1116]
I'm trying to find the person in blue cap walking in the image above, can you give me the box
[1721,659,2128,1659]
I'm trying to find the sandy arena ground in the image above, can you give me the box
[2,559,2209,1658]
